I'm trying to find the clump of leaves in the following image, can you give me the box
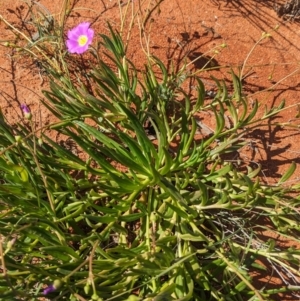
[1,20,300,301]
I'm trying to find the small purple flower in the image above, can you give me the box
[43,279,62,295]
[21,104,30,114]
[21,104,32,120]
[66,22,94,54]
[43,284,56,295]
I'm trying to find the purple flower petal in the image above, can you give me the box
[86,28,94,40]
[66,40,79,52]
[67,29,80,40]
[77,22,90,33]
[43,284,55,295]
[76,45,89,54]
[21,104,30,114]
[67,42,86,54]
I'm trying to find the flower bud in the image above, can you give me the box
[91,293,100,300]
[53,279,62,289]
[84,283,90,294]
[7,237,16,248]
[5,237,17,254]
[15,135,22,143]
[21,104,32,120]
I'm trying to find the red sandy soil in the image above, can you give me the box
[1,0,300,300]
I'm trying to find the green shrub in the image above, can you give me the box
[1,7,300,301]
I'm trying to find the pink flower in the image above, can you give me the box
[66,22,94,54]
